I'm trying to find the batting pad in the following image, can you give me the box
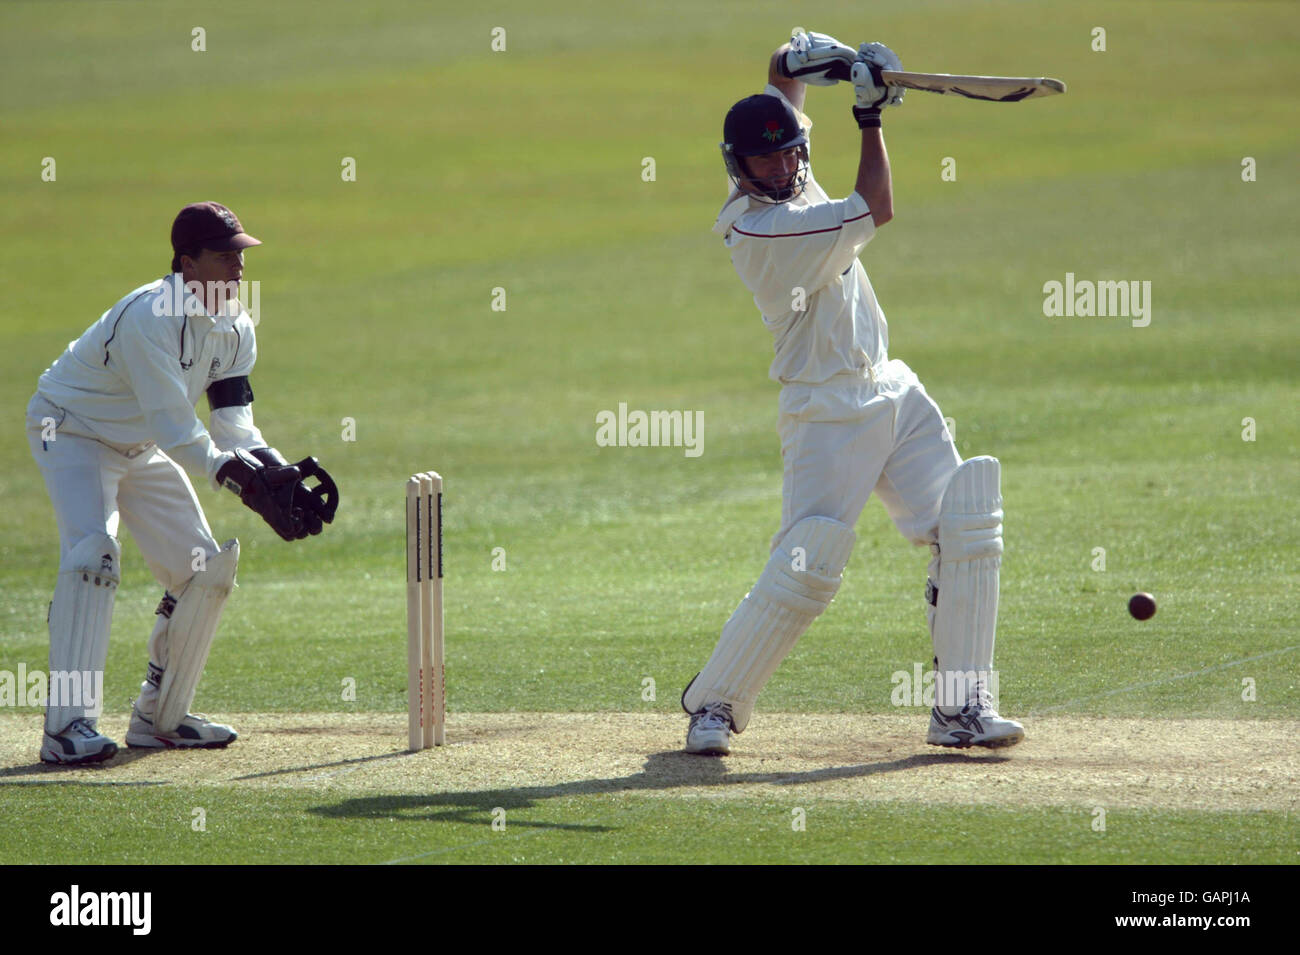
[684,516,855,732]
[155,538,239,732]
[46,533,120,734]
[932,456,1003,709]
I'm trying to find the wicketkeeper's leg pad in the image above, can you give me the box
[929,456,1002,709]
[45,533,120,734]
[683,516,855,732]
[154,538,239,733]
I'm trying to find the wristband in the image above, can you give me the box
[852,106,883,129]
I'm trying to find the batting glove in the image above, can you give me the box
[852,42,904,108]
[782,28,858,85]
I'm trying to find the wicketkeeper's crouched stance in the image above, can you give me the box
[682,31,1024,755]
[28,202,338,764]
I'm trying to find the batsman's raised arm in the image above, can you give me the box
[853,124,893,227]
[849,42,905,227]
[769,30,898,227]
[769,44,806,113]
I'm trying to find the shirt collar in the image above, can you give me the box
[171,272,244,325]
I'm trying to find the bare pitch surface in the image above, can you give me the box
[2,713,1292,813]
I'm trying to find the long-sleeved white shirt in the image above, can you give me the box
[35,273,266,487]
[712,84,889,386]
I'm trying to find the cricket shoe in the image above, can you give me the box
[126,704,238,749]
[926,694,1024,749]
[686,701,734,756]
[40,718,119,765]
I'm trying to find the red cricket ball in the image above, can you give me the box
[1128,592,1157,620]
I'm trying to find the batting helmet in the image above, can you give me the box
[720,94,810,203]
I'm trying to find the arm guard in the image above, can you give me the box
[206,376,254,410]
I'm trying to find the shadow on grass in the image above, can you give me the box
[308,749,1008,830]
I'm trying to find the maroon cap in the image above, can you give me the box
[170,202,261,255]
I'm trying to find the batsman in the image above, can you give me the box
[682,30,1024,754]
[26,201,339,764]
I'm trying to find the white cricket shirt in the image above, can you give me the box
[712,85,890,386]
[35,273,265,486]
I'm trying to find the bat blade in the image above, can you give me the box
[880,71,1066,102]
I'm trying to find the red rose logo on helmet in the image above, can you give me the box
[762,120,784,143]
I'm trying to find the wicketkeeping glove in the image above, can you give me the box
[290,456,340,534]
[245,447,340,537]
[782,28,858,86]
[217,448,309,541]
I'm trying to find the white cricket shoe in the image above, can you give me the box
[126,703,237,749]
[40,717,119,765]
[927,694,1024,749]
[686,701,734,756]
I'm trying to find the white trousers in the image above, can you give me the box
[684,359,962,725]
[26,394,219,594]
[774,359,960,552]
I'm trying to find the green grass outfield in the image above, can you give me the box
[0,0,1296,864]
[3,789,1292,866]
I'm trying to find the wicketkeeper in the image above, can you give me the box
[682,31,1024,754]
[26,201,338,764]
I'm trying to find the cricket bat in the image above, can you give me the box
[880,71,1066,102]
